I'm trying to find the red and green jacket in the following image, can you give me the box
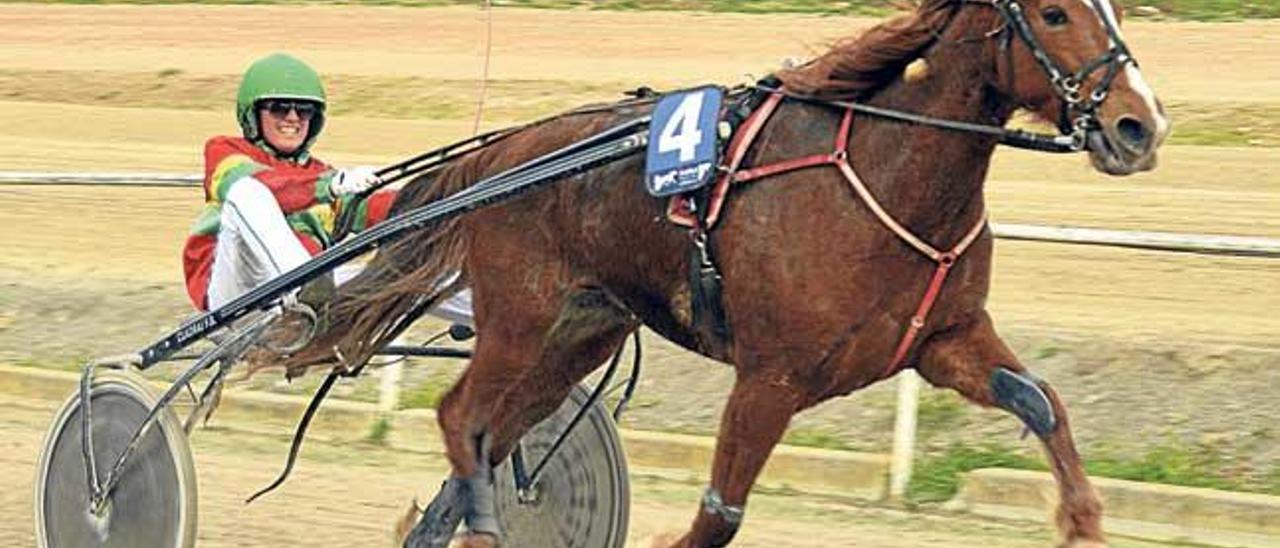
[182,136,396,310]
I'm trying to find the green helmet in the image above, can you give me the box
[236,53,327,157]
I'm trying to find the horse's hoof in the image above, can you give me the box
[404,479,469,548]
[458,532,500,548]
[393,499,424,547]
[1061,540,1108,548]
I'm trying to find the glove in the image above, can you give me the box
[329,166,381,198]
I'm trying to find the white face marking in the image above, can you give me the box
[1078,0,1169,138]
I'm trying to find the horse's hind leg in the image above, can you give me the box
[916,312,1105,547]
[410,287,636,548]
[404,326,542,548]
[484,288,636,461]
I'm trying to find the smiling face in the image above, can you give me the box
[257,100,317,156]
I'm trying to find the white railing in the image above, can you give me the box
[0,172,202,187]
[7,171,1278,258]
[9,171,1280,497]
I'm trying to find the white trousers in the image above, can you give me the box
[206,177,474,325]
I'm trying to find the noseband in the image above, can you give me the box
[992,0,1139,138]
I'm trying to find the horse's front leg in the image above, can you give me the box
[916,312,1105,548]
[659,373,805,548]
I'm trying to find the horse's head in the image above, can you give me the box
[993,0,1170,174]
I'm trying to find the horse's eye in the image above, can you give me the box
[1042,6,1070,26]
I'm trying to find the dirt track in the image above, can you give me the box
[0,6,1276,350]
[5,396,1171,548]
[1,4,1279,542]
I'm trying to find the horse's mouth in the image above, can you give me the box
[1086,128,1157,176]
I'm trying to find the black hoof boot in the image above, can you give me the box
[405,477,470,548]
[465,436,502,540]
[991,368,1057,438]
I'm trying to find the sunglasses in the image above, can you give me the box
[259,99,319,120]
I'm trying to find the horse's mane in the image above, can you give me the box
[777,0,960,100]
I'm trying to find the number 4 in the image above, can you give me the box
[658,91,705,162]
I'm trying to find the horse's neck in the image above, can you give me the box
[851,39,1013,243]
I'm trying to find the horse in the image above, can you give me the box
[286,0,1169,546]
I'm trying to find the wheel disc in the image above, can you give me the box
[34,371,197,548]
[492,384,629,548]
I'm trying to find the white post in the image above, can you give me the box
[889,369,921,500]
[377,362,403,413]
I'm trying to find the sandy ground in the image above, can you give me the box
[0,4,1279,544]
[0,5,1274,347]
[4,396,1174,548]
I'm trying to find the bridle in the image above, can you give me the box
[991,0,1139,139]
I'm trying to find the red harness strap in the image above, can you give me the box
[668,92,987,379]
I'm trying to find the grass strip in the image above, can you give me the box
[4,69,1276,148]
[907,442,1280,504]
[5,1,1277,20]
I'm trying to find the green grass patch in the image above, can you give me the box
[783,426,856,450]
[916,390,966,433]
[398,372,454,409]
[7,1,1277,20]
[366,415,393,445]
[0,69,627,123]
[1033,344,1063,360]
[1135,0,1280,20]
[1266,467,1280,494]
[1163,101,1280,148]
[1084,442,1250,492]
[909,440,1280,504]
[908,444,1044,503]
[4,69,1278,148]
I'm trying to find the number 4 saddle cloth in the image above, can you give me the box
[666,82,786,230]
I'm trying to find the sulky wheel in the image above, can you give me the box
[493,384,630,548]
[34,370,197,548]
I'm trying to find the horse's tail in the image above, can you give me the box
[283,154,482,374]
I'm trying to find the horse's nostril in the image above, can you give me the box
[1115,116,1151,153]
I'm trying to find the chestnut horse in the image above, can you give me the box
[289,0,1168,546]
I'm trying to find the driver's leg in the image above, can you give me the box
[207,177,311,309]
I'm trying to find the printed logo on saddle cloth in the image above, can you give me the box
[645,86,724,197]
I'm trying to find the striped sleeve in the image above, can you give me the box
[208,153,265,203]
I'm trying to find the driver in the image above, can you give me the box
[181,53,473,326]
[182,53,390,312]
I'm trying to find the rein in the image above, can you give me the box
[753,85,1083,153]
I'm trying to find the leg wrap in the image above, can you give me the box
[464,436,502,539]
[990,368,1057,438]
[701,487,745,527]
